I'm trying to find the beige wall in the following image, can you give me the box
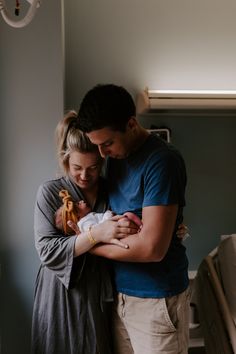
[64,0,236,270]
[65,0,236,107]
[0,1,64,353]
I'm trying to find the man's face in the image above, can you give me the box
[86,126,134,159]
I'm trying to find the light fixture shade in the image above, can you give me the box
[137,88,236,114]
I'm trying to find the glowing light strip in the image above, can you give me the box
[136,89,236,113]
[148,89,236,99]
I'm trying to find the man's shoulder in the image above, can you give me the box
[148,138,185,166]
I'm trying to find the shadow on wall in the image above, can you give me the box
[1,250,32,354]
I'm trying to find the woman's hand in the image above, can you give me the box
[177,223,190,241]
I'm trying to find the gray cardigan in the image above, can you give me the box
[31,176,113,354]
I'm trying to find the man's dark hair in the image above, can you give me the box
[77,84,136,132]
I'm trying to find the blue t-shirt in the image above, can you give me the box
[107,134,189,298]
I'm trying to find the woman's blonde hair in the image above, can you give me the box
[55,110,100,174]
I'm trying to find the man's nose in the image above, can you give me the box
[98,145,108,158]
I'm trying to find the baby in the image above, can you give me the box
[55,189,142,235]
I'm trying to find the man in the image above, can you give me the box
[77,84,190,354]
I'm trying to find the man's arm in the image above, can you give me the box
[91,204,178,262]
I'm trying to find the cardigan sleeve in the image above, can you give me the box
[34,182,86,289]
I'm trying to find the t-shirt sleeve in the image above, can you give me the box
[143,149,186,207]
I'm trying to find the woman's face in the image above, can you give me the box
[68,150,103,191]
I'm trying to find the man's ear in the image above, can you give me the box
[127,116,137,131]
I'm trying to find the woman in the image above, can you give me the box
[31,111,135,354]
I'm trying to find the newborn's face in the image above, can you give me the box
[76,200,92,220]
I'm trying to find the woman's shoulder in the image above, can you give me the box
[36,176,71,199]
[37,176,86,204]
[38,176,66,191]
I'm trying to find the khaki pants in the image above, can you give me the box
[112,288,190,354]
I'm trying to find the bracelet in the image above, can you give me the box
[87,226,97,245]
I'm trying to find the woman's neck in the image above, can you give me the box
[82,185,99,209]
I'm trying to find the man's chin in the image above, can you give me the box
[109,152,129,159]
[110,155,126,159]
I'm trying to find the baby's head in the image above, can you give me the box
[75,200,92,219]
[55,190,91,234]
